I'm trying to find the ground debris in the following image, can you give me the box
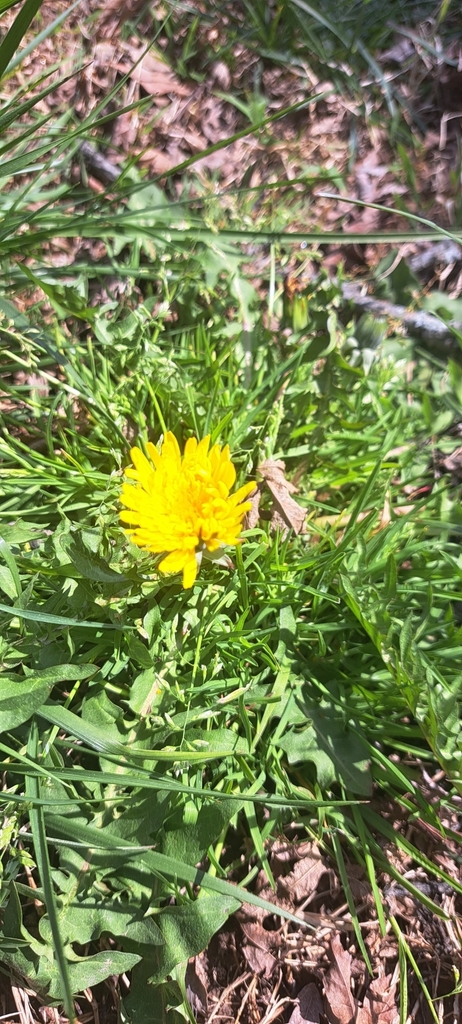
[246,460,307,537]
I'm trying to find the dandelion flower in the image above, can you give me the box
[120,433,254,589]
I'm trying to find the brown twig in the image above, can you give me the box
[342,281,462,356]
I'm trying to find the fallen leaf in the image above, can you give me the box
[324,933,356,1024]
[258,459,307,535]
[244,486,261,530]
[141,147,186,174]
[242,941,277,978]
[279,843,326,902]
[360,976,398,1024]
[288,983,324,1023]
[98,0,146,37]
[111,109,139,151]
[122,46,190,98]
[240,920,278,978]
[185,954,208,1017]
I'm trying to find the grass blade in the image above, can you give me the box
[0,0,44,80]
[26,721,76,1021]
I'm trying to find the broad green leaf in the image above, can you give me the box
[45,814,308,928]
[0,664,95,730]
[0,563,17,599]
[0,536,22,597]
[0,884,55,996]
[58,531,126,583]
[147,895,239,985]
[123,972,184,1024]
[128,668,161,716]
[161,797,242,865]
[278,699,372,796]
[39,892,164,949]
[49,952,141,1000]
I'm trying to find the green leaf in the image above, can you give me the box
[0,521,42,543]
[37,704,239,762]
[0,884,45,990]
[128,669,161,716]
[162,797,242,865]
[0,535,22,597]
[58,531,126,583]
[0,664,95,730]
[123,972,184,1024]
[55,952,141,999]
[148,895,239,985]
[26,722,75,1018]
[39,886,164,949]
[0,296,31,327]
[45,814,308,928]
[278,699,372,796]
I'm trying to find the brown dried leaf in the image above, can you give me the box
[288,983,324,1023]
[240,920,275,952]
[141,147,187,174]
[111,110,139,152]
[324,934,356,1024]
[259,459,306,536]
[244,486,261,530]
[97,0,146,37]
[241,920,278,978]
[123,46,190,98]
[242,941,277,978]
[360,976,398,1024]
[185,954,208,1017]
[279,843,326,902]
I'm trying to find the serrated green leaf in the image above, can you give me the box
[45,814,308,928]
[58,531,126,583]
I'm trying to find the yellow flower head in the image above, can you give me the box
[120,433,254,589]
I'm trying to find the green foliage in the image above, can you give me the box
[0,1,461,1019]
[2,256,462,1014]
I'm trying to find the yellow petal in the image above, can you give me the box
[182,554,199,589]
[121,432,253,586]
[228,482,255,507]
[158,549,190,574]
[184,436,198,457]
[196,435,211,457]
[146,441,161,468]
[162,432,181,467]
